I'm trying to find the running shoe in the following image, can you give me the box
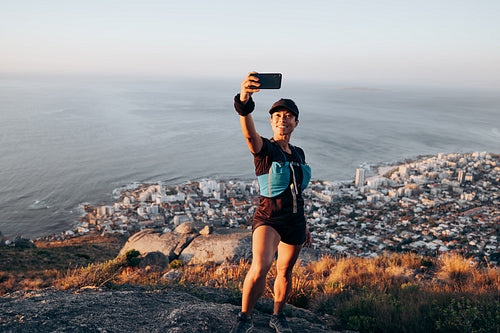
[230,312,253,333]
[269,311,292,333]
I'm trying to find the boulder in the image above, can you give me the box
[172,233,196,258]
[138,251,170,271]
[199,225,212,235]
[162,269,182,281]
[174,222,197,234]
[178,231,252,265]
[118,227,325,267]
[118,229,195,261]
[0,230,5,247]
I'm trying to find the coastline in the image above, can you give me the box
[5,151,494,266]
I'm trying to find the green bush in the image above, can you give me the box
[169,259,184,269]
[433,297,500,333]
[125,249,140,267]
[348,315,378,332]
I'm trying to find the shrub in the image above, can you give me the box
[57,250,140,289]
[125,249,140,267]
[169,259,185,269]
[432,297,500,333]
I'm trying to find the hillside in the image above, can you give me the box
[0,234,498,332]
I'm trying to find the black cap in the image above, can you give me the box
[269,99,299,119]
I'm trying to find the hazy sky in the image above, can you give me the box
[1,0,499,86]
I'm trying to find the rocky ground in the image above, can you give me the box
[0,286,340,332]
[0,227,341,332]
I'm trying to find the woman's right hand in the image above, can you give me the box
[240,72,260,103]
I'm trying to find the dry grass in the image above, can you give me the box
[137,252,498,332]
[304,253,499,332]
[1,245,498,332]
[0,236,124,295]
[56,249,140,289]
[436,253,500,294]
[95,251,498,332]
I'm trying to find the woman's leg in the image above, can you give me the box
[273,241,302,314]
[241,225,281,316]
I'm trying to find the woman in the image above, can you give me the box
[230,72,312,333]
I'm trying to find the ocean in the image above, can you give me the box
[0,75,499,239]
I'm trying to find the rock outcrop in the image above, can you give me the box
[118,224,253,266]
[178,232,252,264]
[0,287,338,332]
[118,227,197,265]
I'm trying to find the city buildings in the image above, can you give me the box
[38,152,500,266]
[355,168,365,187]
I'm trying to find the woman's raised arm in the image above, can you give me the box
[236,72,263,154]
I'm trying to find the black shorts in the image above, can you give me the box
[252,219,306,246]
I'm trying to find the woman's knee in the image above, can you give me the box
[248,263,271,281]
[276,265,293,280]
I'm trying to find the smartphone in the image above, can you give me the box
[250,73,282,89]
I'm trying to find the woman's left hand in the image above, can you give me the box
[304,227,312,247]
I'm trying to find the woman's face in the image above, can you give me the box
[270,109,299,136]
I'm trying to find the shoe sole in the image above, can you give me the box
[269,322,292,333]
